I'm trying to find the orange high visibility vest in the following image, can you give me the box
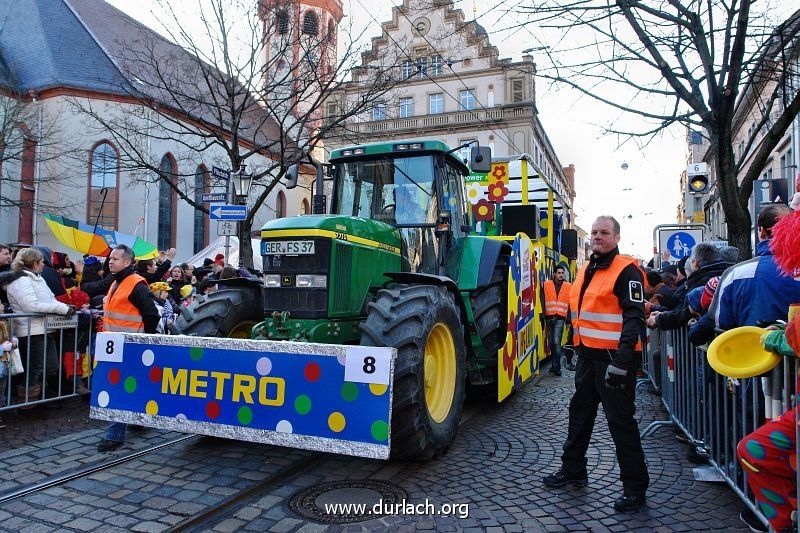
[569,255,643,351]
[104,273,146,333]
[543,280,571,318]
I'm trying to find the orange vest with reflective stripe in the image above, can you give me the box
[544,280,571,318]
[104,273,146,333]
[569,255,643,351]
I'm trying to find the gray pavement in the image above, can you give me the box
[0,364,750,531]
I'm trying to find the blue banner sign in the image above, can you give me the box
[90,333,395,459]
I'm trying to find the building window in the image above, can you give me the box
[276,10,289,34]
[157,154,177,250]
[303,11,318,36]
[416,57,428,78]
[511,78,524,103]
[327,20,335,43]
[430,55,443,76]
[780,148,793,180]
[460,89,475,111]
[762,168,773,181]
[399,97,413,118]
[459,140,475,162]
[401,60,413,80]
[373,102,385,121]
[193,166,208,254]
[276,190,286,218]
[89,142,118,229]
[429,93,444,114]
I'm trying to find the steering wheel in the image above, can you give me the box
[380,203,396,214]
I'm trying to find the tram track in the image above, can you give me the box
[0,434,199,504]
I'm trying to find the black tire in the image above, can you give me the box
[173,288,263,338]
[470,254,509,352]
[360,284,466,461]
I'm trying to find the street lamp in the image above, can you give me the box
[235,164,252,205]
[522,46,549,54]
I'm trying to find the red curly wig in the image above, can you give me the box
[769,209,800,278]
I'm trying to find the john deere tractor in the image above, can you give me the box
[175,140,512,460]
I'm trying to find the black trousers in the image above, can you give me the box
[561,357,649,497]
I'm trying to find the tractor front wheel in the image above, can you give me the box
[360,284,466,460]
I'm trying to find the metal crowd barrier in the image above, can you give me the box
[1,310,100,411]
[639,325,798,530]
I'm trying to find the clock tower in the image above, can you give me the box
[260,0,344,121]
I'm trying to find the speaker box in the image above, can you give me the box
[501,204,539,239]
[560,229,578,259]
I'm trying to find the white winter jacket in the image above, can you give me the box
[5,270,70,337]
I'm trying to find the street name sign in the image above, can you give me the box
[212,166,230,181]
[210,204,247,220]
[202,193,228,203]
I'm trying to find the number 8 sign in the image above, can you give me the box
[94,332,126,362]
[345,346,393,385]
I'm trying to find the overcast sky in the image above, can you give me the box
[109,0,694,259]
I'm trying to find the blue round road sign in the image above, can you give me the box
[667,231,696,259]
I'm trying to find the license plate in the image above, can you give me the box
[261,240,315,255]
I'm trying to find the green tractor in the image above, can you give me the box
[175,140,513,460]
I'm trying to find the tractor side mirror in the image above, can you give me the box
[470,146,492,173]
[285,164,299,189]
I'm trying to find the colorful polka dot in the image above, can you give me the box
[769,430,793,450]
[237,406,253,425]
[341,382,358,402]
[295,395,312,415]
[328,412,346,433]
[369,383,388,396]
[149,366,162,383]
[175,413,187,421]
[745,440,766,460]
[758,501,778,519]
[190,347,204,361]
[97,391,109,407]
[108,368,121,385]
[206,401,221,419]
[276,420,293,433]
[141,349,154,367]
[760,488,786,505]
[123,376,137,393]
[145,400,158,415]
[371,420,388,442]
[256,357,272,376]
[304,362,321,382]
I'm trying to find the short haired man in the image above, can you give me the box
[543,216,649,512]
[543,265,572,375]
[97,245,160,452]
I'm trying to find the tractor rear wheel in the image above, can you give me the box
[173,288,263,338]
[360,284,466,461]
[470,254,509,352]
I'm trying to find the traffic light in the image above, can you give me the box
[688,175,708,194]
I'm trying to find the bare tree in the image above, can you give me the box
[71,0,398,267]
[493,1,800,258]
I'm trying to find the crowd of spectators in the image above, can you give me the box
[0,244,257,425]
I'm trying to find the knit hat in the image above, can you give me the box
[700,276,720,311]
[150,282,170,293]
[213,253,225,267]
[203,258,214,267]
[180,284,195,299]
[686,286,705,315]
[83,256,100,266]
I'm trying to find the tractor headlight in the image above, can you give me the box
[296,274,327,288]
[265,274,281,287]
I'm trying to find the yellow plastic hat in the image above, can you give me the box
[706,326,781,378]
[180,284,195,298]
[149,282,170,293]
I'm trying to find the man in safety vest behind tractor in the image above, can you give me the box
[543,216,649,512]
[543,265,572,375]
[96,244,160,452]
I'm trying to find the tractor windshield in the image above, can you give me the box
[333,155,438,225]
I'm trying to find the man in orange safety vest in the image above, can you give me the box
[543,265,572,375]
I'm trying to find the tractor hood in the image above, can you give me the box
[260,215,402,254]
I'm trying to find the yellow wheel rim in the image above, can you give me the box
[228,321,256,339]
[424,322,457,423]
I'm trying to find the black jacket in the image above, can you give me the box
[0,263,10,311]
[576,247,645,369]
[108,267,160,334]
[655,261,731,331]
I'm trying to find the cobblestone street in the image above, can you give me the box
[0,363,750,532]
